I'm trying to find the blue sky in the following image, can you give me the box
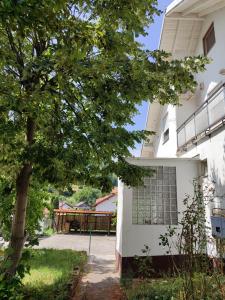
[128,0,173,157]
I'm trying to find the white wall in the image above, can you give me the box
[137,7,225,257]
[116,180,124,255]
[152,7,225,159]
[195,7,225,103]
[177,8,225,255]
[153,105,178,158]
[180,129,225,255]
[116,158,200,258]
[95,195,117,212]
[177,7,225,129]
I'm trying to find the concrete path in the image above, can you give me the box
[74,255,125,300]
[37,234,125,300]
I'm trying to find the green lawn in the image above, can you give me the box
[126,274,225,300]
[23,249,87,300]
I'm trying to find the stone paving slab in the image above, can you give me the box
[73,255,125,300]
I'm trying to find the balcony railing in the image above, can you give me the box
[177,83,225,150]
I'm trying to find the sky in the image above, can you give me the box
[128,0,173,157]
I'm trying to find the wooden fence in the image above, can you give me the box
[54,209,116,234]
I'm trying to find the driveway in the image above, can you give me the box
[37,233,116,259]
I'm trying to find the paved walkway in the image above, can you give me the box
[37,234,125,300]
[74,255,125,300]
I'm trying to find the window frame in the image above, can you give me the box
[163,128,170,144]
[162,113,169,144]
[203,23,216,56]
[132,166,178,226]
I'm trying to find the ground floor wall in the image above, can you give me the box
[115,250,218,278]
[116,158,200,259]
[116,251,184,278]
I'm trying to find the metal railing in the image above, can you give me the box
[177,83,225,149]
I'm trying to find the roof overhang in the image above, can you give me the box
[160,0,225,58]
[142,0,225,157]
[141,102,162,157]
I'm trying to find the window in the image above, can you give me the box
[162,113,169,143]
[203,23,215,56]
[200,160,208,177]
[163,128,169,143]
[132,166,178,225]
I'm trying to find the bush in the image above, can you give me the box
[0,275,24,300]
[127,279,181,300]
[0,250,31,300]
[126,274,225,300]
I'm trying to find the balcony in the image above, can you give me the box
[177,83,225,150]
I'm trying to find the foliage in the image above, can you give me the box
[42,227,54,237]
[108,174,118,187]
[0,275,23,300]
[22,249,87,300]
[0,0,208,276]
[179,182,210,261]
[0,175,14,239]
[0,249,31,300]
[0,0,208,191]
[126,278,181,300]
[26,182,51,240]
[158,181,225,300]
[66,186,102,206]
[0,248,86,300]
[126,275,225,300]
[0,176,50,240]
[134,245,155,279]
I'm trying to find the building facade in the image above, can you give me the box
[116,0,225,276]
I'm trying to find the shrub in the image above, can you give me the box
[127,279,181,300]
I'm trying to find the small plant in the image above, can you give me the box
[42,227,54,237]
[127,279,180,300]
[0,249,31,299]
[158,180,225,300]
[134,245,155,279]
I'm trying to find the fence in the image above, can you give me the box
[54,209,116,234]
[177,83,225,149]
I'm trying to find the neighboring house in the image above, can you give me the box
[116,0,225,276]
[74,201,91,210]
[94,189,117,212]
[59,201,74,210]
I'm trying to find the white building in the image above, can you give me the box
[94,189,117,212]
[116,0,225,276]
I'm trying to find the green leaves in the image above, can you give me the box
[0,1,208,191]
[67,186,102,206]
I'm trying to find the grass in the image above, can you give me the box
[126,278,181,300]
[125,274,225,300]
[23,249,87,300]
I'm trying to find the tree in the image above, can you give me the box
[0,0,208,279]
[67,186,102,206]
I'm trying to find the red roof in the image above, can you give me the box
[94,188,117,206]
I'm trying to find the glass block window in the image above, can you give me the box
[132,166,178,225]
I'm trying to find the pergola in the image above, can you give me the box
[54,209,116,234]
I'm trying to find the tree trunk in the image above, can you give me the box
[4,118,35,279]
